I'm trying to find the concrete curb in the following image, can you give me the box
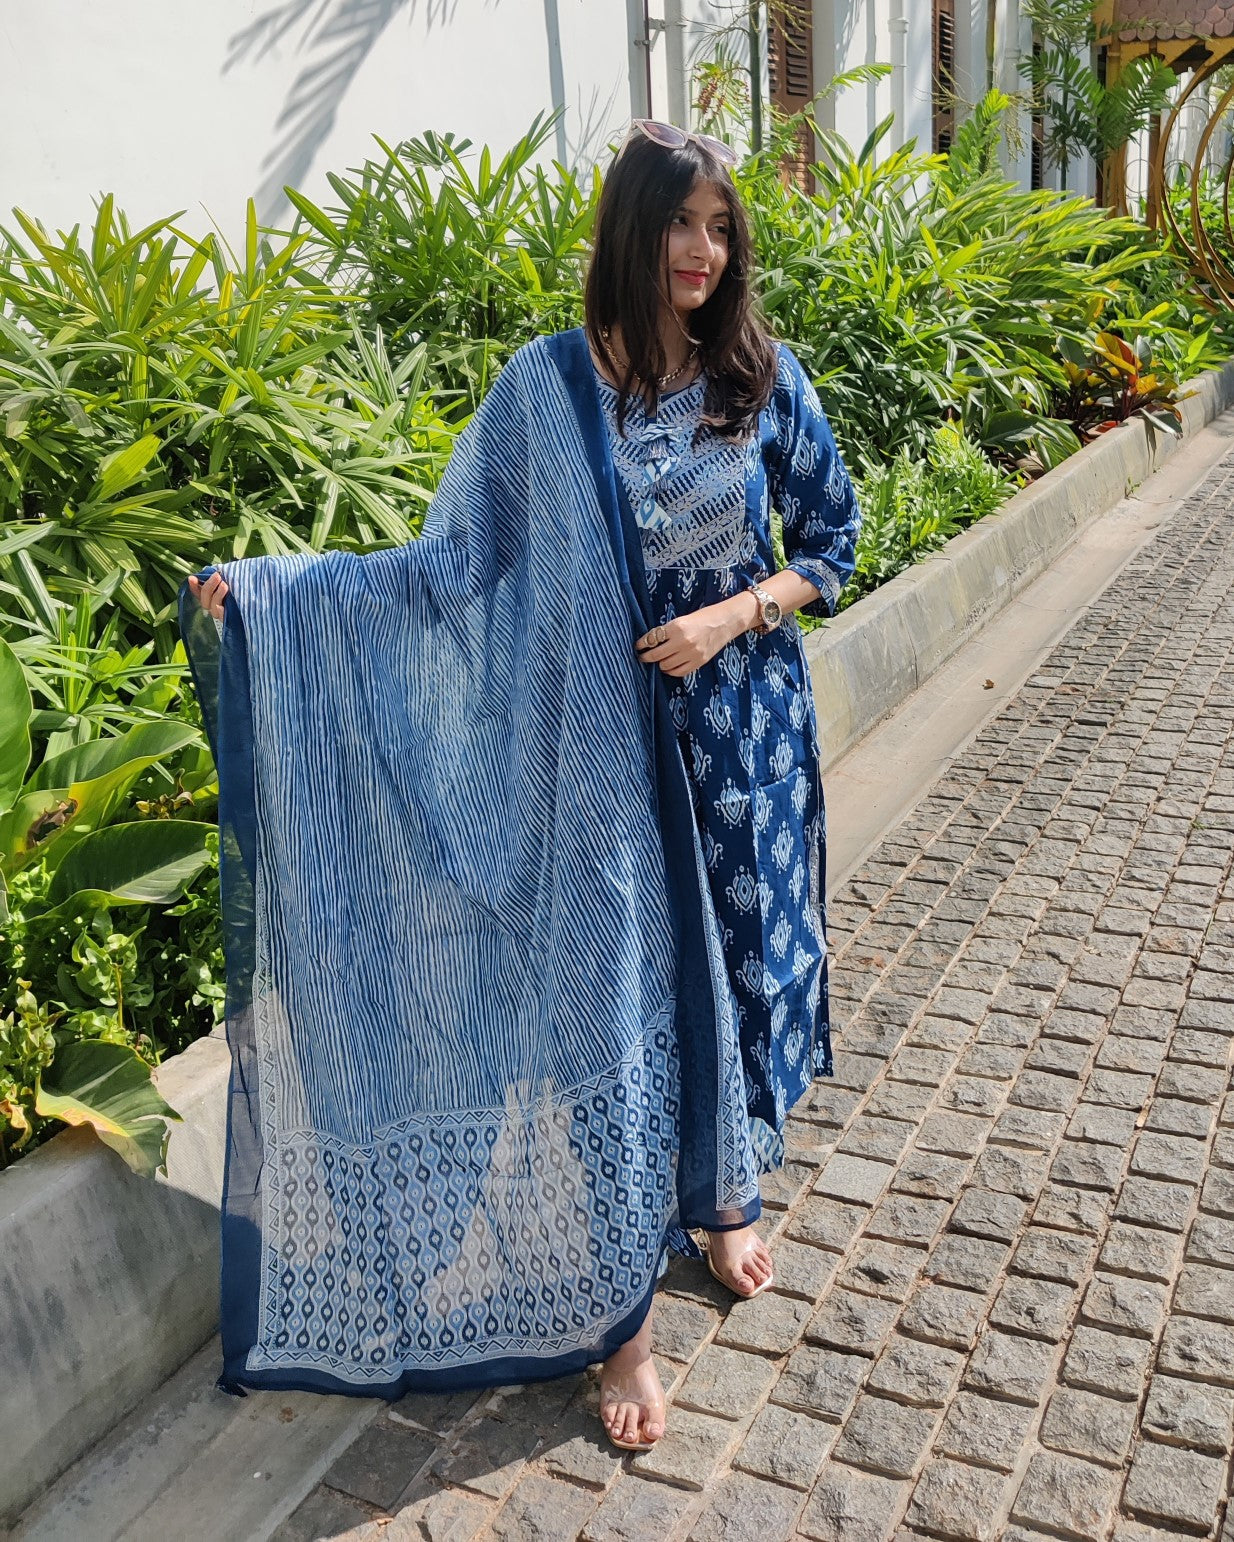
[0,1035,230,1525]
[5,361,1234,1527]
[808,359,1234,771]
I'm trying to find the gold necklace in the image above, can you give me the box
[602,330,699,388]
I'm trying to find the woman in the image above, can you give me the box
[185,121,859,1455]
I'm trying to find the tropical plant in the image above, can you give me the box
[840,422,1018,607]
[1051,329,1190,440]
[0,635,216,1173]
[0,201,453,659]
[1021,0,1177,194]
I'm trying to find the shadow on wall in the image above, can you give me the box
[224,0,464,225]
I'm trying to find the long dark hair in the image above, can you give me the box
[583,134,777,438]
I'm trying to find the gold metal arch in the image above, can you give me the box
[1149,52,1234,307]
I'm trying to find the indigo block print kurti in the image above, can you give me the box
[597,345,860,1171]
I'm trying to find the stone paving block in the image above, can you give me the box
[836,1118,915,1166]
[1061,1325,1153,1402]
[948,1187,1028,1244]
[732,1403,836,1490]
[838,1239,924,1301]
[773,1346,868,1420]
[890,1047,959,1086]
[490,1474,599,1542]
[934,1391,1035,1472]
[651,1297,720,1363]
[972,1144,1051,1200]
[1009,1449,1121,1541]
[989,1106,1067,1150]
[801,1085,862,1129]
[916,1112,991,1158]
[955,1045,1024,1083]
[898,1282,988,1353]
[1049,1140,1126,1193]
[538,1405,624,1491]
[926,1235,1010,1293]
[905,1456,1008,1542]
[1025,1038,1092,1078]
[806,1287,898,1356]
[1188,1215,1234,1269]
[831,1054,888,1092]
[1114,1176,1196,1233]
[1042,1010,1106,1046]
[1066,1103,1139,1146]
[1078,1273,1170,1339]
[715,1289,812,1356]
[1011,1227,1095,1285]
[1097,1222,1182,1284]
[1132,1132,1210,1186]
[1200,1167,1234,1218]
[629,1407,739,1491]
[273,1487,385,1542]
[990,1275,1076,1341]
[1174,1261,1234,1322]
[942,1077,1008,1119]
[1123,1440,1228,1533]
[759,1162,814,1211]
[865,1193,951,1249]
[1141,1373,1234,1454]
[675,1344,778,1421]
[581,1476,693,1542]
[1097,1037,1167,1076]
[686,1473,804,1542]
[324,1419,438,1510]
[1157,1062,1228,1104]
[891,1148,972,1202]
[832,1392,938,1479]
[865,1080,937,1122]
[766,1237,839,1304]
[788,1196,868,1253]
[1147,1097,1215,1147]
[1171,1030,1233,1068]
[1085,1068,1154,1111]
[1032,1182,1112,1235]
[817,1154,894,1207]
[1157,1317,1234,1387]
[964,1329,1056,1406]
[797,1462,907,1542]
[1039,1386,1137,1466]
[866,1334,965,1408]
[390,1386,483,1438]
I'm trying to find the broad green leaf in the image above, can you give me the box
[31,719,196,793]
[46,818,215,910]
[35,1040,181,1177]
[90,433,162,501]
[0,636,32,814]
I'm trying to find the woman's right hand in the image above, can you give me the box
[188,572,229,621]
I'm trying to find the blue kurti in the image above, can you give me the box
[596,345,860,1170]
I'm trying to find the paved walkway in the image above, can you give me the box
[265,448,1234,1542]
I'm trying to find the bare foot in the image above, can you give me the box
[705,1225,774,1297]
[599,1306,665,1450]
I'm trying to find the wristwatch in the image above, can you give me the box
[749,581,783,635]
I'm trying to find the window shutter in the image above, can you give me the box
[932,0,956,154]
[768,1,815,190]
[1030,37,1046,189]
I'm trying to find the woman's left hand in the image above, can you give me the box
[635,608,736,678]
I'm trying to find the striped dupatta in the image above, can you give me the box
[181,330,758,1398]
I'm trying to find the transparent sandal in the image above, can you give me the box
[599,1364,666,1453]
[704,1234,775,1299]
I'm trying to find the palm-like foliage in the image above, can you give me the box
[0,200,453,657]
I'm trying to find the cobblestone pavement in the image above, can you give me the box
[272,458,1234,1542]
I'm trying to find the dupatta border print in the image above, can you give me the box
[181,330,761,1398]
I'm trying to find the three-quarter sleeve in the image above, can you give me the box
[766,344,861,619]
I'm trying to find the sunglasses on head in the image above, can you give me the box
[621,120,739,168]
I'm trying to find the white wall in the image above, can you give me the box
[0,0,636,245]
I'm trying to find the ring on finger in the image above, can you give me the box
[655,625,667,644]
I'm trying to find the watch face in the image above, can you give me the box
[763,597,783,626]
